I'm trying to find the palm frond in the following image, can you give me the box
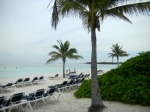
[52,45,60,51]
[48,51,61,56]
[51,0,59,29]
[63,41,70,53]
[100,9,132,23]
[57,0,90,30]
[52,44,63,54]
[46,0,53,9]
[57,40,70,54]
[120,53,129,57]
[58,0,87,17]
[112,1,150,16]
[68,48,77,53]
[108,53,116,57]
[67,55,83,59]
[46,57,60,64]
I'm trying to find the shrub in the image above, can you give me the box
[74,80,91,98]
[74,51,150,106]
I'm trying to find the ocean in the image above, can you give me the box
[0,63,117,79]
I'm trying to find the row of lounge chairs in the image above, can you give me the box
[49,77,85,92]
[0,77,85,112]
[0,73,87,93]
[0,76,45,93]
[77,73,90,79]
[14,76,45,87]
[69,73,90,79]
[0,87,61,112]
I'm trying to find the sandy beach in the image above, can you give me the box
[0,75,150,112]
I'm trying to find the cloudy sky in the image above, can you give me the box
[0,0,150,67]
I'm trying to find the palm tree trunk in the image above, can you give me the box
[117,56,119,67]
[89,27,105,112]
[63,61,65,78]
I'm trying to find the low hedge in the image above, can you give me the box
[74,51,150,106]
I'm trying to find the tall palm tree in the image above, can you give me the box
[46,40,83,78]
[108,43,129,66]
[48,0,150,111]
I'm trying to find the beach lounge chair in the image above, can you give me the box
[10,92,25,105]
[31,77,39,85]
[55,81,68,92]
[65,79,75,90]
[0,88,3,93]
[47,87,61,101]
[85,74,90,79]
[0,87,4,93]
[0,83,15,92]
[0,96,6,108]
[44,88,56,102]
[0,96,8,112]
[48,74,59,79]
[83,74,90,79]
[15,78,24,87]
[2,92,30,112]
[79,74,85,78]
[38,76,45,84]
[70,79,79,89]
[22,77,31,86]
[23,89,46,109]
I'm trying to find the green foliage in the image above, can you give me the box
[74,51,150,106]
[74,80,91,98]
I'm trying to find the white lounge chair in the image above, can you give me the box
[48,74,59,79]
[15,78,24,87]
[38,76,45,84]
[0,83,15,92]
[22,77,31,86]
[31,77,39,85]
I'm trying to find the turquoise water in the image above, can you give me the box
[0,63,117,78]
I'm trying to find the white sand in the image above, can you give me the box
[0,75,150,112]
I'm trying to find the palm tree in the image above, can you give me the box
[46,40,83,78]
[108,43,129,66]
[48,0,150,111]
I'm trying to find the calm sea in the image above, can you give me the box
[0,63,117,79]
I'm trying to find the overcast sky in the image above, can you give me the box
[0,0,150,67]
